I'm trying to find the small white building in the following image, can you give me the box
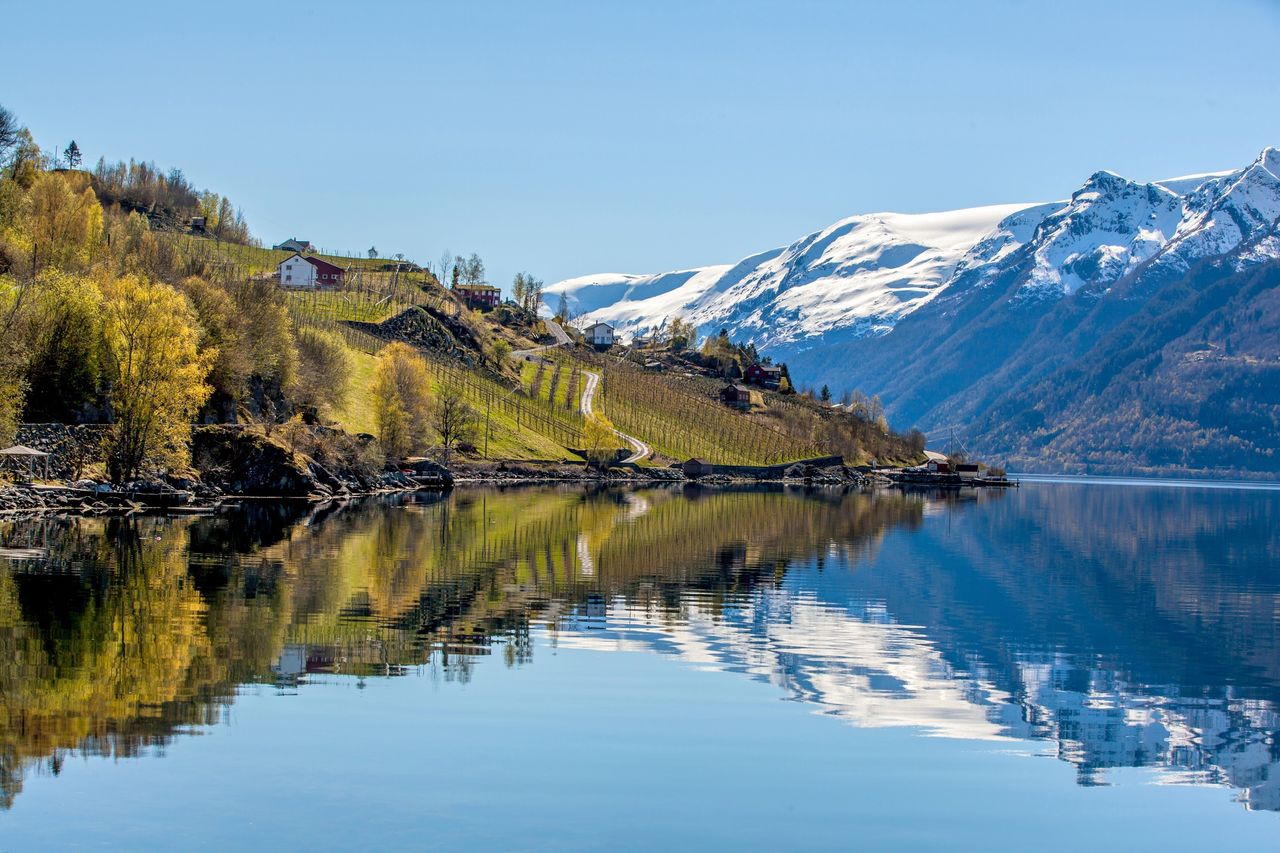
[585,321,615,347]
[276,253,346,289]
[278,254,316,288]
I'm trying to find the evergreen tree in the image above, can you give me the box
[820,384,832,403]
[63,140,81,169]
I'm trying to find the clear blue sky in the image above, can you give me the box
[4,0,1280,287]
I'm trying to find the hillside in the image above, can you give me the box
[552,148,1280,477]
[0,110,887,477]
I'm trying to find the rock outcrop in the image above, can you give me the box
[192,426,342,498]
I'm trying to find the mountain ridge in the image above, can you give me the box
[549,148,1280,476]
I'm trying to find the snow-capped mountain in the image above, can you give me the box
[549,202,1057,348]
[547,148,1280,353]
[550,147,1280,476]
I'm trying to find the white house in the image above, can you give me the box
[273,237,313,252]
[585,321,615,347]
[276,253,346,289]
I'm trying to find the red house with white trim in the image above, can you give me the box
[454,283,501,309]
[744,363,783,389]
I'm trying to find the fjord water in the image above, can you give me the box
[1,483,1277,850]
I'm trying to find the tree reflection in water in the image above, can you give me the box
[0,483,1277,812]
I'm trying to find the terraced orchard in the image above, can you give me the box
[583,356,819,465]
[521,358,584,415]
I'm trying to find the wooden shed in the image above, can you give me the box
[681,458,714,479]
[719,383,760,410]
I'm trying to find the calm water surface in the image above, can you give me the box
[1,482,1278,850]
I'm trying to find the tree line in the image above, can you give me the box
[0,104,354,481]
[91,157,252,244]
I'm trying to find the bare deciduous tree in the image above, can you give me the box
[434,384,479,459]
[0,105,18,164]
[435,249,453,288]
[463,253,485,285]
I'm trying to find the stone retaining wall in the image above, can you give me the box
[14,424,112,478]
[688,455,846,480]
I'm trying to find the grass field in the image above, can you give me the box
[330,346,381,436]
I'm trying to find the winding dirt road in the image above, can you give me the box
[512,319,651,463]
[579,370,651,464]
[511,319,574,361]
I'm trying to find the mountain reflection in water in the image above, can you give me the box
[1,483,1278,814]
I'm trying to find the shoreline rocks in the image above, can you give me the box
[1,430,868,520]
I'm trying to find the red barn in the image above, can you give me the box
[305,255,345,287]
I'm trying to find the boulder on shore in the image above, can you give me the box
[400,457,453,487]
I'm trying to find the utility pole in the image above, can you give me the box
[484,393,491,458]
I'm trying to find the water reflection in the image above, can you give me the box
[1,483,1278,813]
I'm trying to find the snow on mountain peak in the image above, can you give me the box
[1019,171,1184,296]
[547,202,1050,348]
[1258,146,1280,177]
[548,148,1280,351]
[1145,147,1280,276]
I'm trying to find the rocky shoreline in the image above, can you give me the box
[0,471,440,519]
[0,454,868,519]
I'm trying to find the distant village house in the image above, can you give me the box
[277,253,345,289]
[273,238,314,253]
[719,383,762,410]
[744,363,783,389]
[585,321,615,348]
[454,283,501,310]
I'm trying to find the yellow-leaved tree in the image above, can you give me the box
[25,171,103,271]
[100,275,214,482]
[178,276,296,422]
[582,412,620,469]
[291,326,352,419]
[371,341,433,462]
[0,279,28,445]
